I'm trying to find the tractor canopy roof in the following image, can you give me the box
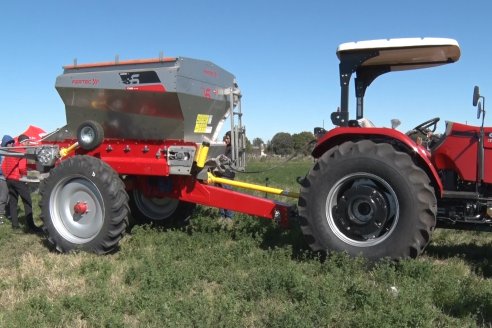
[332,37,461,126]
[337,37,460,71]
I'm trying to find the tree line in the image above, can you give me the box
[247,131,315,156]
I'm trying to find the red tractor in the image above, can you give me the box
[298,37,491,260]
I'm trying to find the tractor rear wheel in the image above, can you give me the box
[40,155,129,254]
[129,190,195,227]
[298,140,436,260]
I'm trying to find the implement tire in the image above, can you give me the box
[77,120,104,151]
[298,140,436,260]
[129,189,195,227]
[40,155,129,254]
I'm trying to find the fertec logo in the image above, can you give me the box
[72,78,99,86]
[203,69,218,78]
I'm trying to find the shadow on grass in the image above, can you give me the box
[177,206,322,263]
[255,219,324,262]
[425,243,492,277]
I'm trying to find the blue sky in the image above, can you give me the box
[1,1,491,142]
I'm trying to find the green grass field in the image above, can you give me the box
[0,158,491,327]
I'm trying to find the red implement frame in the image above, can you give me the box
[50,138,294,227]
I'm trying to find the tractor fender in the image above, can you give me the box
[312,127,443,196]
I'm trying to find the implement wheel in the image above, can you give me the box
[129,190,195,227]
[40,155,129,254]
[298,140,436,260]
[77,120,104,151]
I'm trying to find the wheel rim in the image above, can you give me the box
[50,175,105,244]
[133,190,179,221]
[326,172,399,247]
[80,126,95,145]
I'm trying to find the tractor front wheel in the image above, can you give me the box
[298,140,436,260]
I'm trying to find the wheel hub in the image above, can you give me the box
[334,184,388,238]
[74,201,88,215]
[80,126,95,144]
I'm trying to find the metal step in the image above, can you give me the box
[441,191,479,200]
[437,218,492,232]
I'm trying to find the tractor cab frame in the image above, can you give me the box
[331,38,460,127]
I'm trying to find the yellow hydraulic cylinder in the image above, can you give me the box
[59,142,79,158]
[207,172,299,198]
[196,142,210,168]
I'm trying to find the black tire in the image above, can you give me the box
[76,120,104,151]
[298,140,436,260]
[40,155,129,254]
[129,189,195,227]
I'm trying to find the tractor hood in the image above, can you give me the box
[332,37,461,126]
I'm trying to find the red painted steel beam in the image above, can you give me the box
[171,176,293,225]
